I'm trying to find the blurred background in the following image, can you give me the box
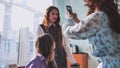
[0,0,120,68]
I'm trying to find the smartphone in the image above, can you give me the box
[66,5,73,14]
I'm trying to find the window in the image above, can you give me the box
[0,3,4,33]
[3,0,10,2]
[16,42,19,52]
[11,5,34,32]
[0,0,52,66]
[30,41,34,53]
[4,40,10,53]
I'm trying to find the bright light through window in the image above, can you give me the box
[3,0,10,2]
[26,0,52,13]
[0,0,53,66]
[0,3,4,32]
[11,5,34,32]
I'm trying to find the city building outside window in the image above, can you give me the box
[0,0,52,66]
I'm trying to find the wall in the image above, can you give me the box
[53,0,99,68]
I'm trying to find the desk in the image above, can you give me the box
[67,54,88,68]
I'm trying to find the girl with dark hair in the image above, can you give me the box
[63,0,120,68]
[36,6,76,68]
[26,34,57,68]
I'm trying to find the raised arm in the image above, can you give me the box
[62,13,101,40]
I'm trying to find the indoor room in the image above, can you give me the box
[0,0,120,68]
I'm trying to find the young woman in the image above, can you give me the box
[63,0,120,68]
[26,34,57,68]
[36,6,76,68]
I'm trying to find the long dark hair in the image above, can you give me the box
[87,0,120,34]
[35,33,54,59]
[42,6,62,46]
[42,6,60,27]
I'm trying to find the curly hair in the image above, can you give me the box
[87,0,120,34]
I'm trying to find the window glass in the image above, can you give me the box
[0,3,4,32]
[0,0,52,66]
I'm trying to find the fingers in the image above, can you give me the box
[73,13,77,16]
[72,13,77,19]
[72,12,76,15]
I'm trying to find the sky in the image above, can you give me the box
[0,0,52,32]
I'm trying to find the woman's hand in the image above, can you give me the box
[65,12,80,23]
[72,13,80,23]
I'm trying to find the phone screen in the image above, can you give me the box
[66,5,73,14]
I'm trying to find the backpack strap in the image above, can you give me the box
[40,24,47,33]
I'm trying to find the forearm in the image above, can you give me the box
[62,35,76,63]
[66,49,76,64]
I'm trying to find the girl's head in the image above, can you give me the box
[35,34,55,61]
[42,6,60,26]
[42,6,62,46]
[84,0,120,34]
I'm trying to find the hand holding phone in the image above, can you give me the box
[66,5,73,14]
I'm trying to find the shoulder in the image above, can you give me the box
[94,11,108,20]
[84,11,108,22]
[36,24,44,31]
[27,56,39,65]
[26,56,37,68]
[26,56,46,68]
[83,12,100,22]
[87,11,107,18]
[37,24,42,28]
